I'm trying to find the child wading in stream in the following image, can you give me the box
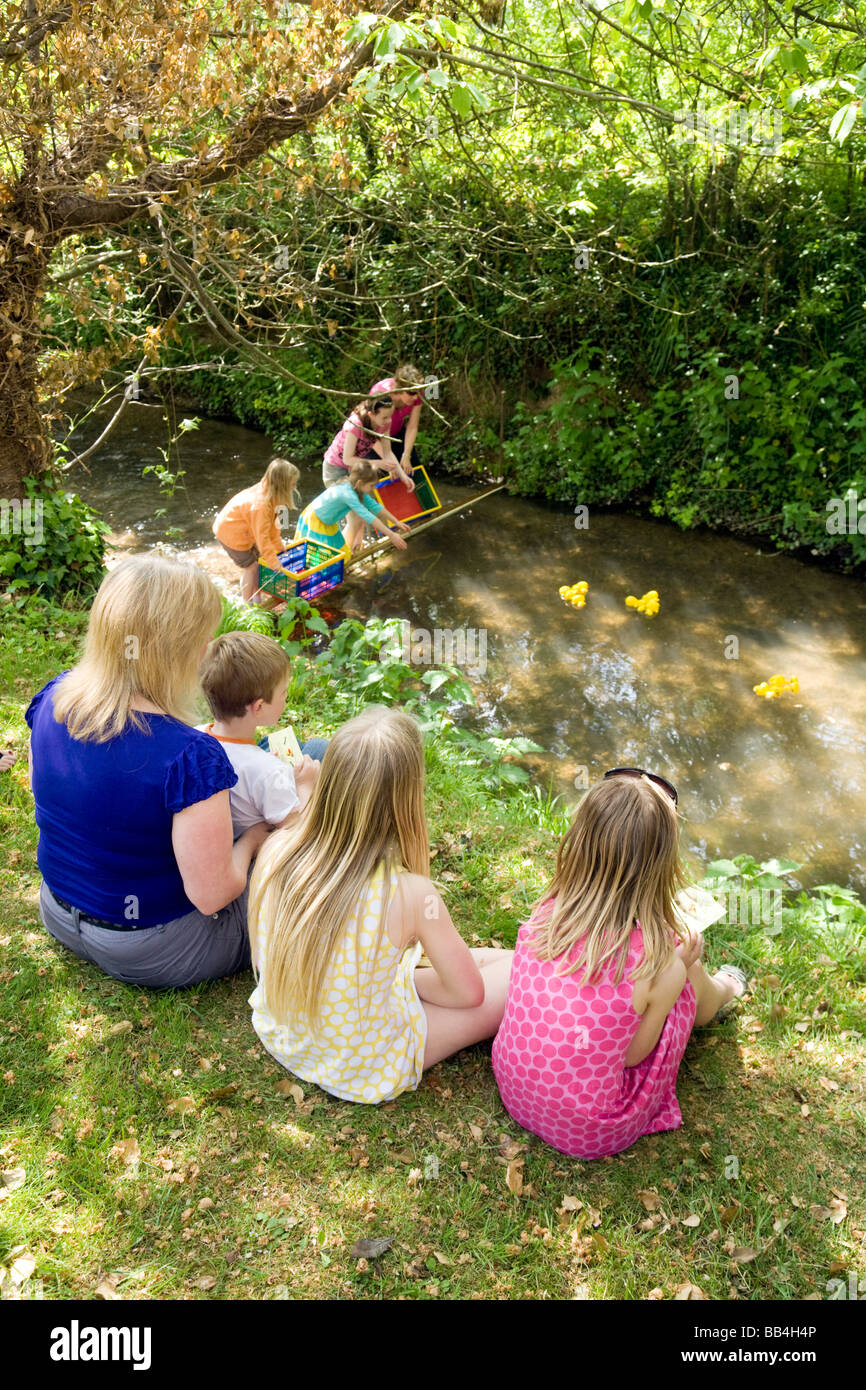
[295,460,411,557]
[492,770,747,1159]
[322,395,414,493]
[213,458,300,604]
[368,364,426,476]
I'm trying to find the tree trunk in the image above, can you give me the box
[0,239,52,497]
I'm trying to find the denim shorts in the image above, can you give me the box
[39,881,251,991]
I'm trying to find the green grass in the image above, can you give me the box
[1,596,865,1301]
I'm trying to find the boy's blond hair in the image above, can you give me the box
[200,632,290,721]
[52,555,222,743]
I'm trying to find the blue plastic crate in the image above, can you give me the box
[258,539,344,601]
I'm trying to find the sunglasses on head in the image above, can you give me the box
[603,766,678,806]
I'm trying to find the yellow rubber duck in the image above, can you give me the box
[753,674,799,699]
[625,589,660,617]
[559,581,589,609]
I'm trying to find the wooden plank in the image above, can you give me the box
[345,483,507,571]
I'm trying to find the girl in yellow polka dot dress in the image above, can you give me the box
[247,707,513,1104]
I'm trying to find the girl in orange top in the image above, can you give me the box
[213,458,300,604]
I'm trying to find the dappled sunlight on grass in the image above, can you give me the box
[2,600,865,1300]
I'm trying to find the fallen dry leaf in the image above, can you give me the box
[391,1147,414,1163]
[204,1083,239,1103]
[275,1079,305,1105]
[720,1202,740,1227]
[682,1214,701,1228]
[9,1253,36,1284]
[560,1195,583,1213]
[197,1197,214,1212]
[498,1136,527,1161]
[95,1276,121,1300]
[674,1282,708,1300]
[763,974,783,992]
[167,1096,196,1114]
[646,1287,664,1300]
[505,1159,524,1197]
[108,1020,133,1036]
[468,1124,483,1144]
[731,1246,759,1263]
[810,1204,833,1222]
[111,1138,140,1167]
[828,1197,848,1225]
[637,1189,662,1212]
[1,1167,25,1191]
[818,1076,839,1093]
[196,1275,217,1291]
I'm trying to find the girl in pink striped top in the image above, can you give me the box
[492,770,745,1159]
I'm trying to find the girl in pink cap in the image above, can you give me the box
[492,769,746,1159]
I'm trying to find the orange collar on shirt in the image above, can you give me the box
[202,722,257,746]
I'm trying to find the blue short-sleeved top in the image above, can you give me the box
[25,675,238,927]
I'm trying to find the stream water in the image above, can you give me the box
[63,398,866,893]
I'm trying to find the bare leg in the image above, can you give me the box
[240,560,262,604]
[343,515,364,550]
[419,949,513,1069]
[689,960,744,1027]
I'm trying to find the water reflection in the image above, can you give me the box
[63,400,866,891]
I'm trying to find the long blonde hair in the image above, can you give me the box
[531,775,686,984]
[249,706,430,1026]
[52,555,222,742]
[262,457,300,509]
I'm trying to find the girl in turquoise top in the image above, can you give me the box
[294,460,410,555]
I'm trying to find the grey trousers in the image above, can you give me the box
[39,881,251,991]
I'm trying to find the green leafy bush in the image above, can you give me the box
[214,593,277,638]
[0,480,108,597]
[296,612,544,790]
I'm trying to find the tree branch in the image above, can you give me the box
[48,0,415,235]
[0,3,90,62]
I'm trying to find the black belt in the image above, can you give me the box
[49,891,134,932]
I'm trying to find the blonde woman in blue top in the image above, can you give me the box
[294,459,410,555]
[25,555,270,989]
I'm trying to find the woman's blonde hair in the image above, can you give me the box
[52,555,222,742]
[393,363,424,391]
[249,706,429,1026]
[262,457,300,509]
[530,775,686,985]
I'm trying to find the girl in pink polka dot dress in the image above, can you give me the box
[492,770,745,1160]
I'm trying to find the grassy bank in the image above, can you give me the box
[1,596,865,1301]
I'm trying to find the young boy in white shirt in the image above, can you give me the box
[199,631,322,839]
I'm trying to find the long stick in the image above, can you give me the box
[344,483,507,570]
